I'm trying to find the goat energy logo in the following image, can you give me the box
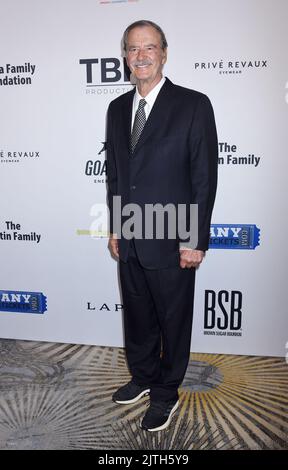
[85,142,107,184]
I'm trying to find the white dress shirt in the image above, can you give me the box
[131,76,166,130]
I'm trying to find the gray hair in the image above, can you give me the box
[123,20,168,53]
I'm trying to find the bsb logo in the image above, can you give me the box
[204,290,243,337]
[79,58,131,86]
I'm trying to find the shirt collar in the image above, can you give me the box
[134,76,166,110]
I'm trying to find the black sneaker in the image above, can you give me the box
[140,399,180,432]
[112,381,150,404]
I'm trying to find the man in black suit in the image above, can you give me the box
[106,20,218,432]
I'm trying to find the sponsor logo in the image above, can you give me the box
[0,149,40,164]
[210,224,260,250]
[0,62,36,86]
[87,302,123,311]
[218,142,261,167]
[0,290,47,314]
[193,59,268,75]
[85,142,107,184]
[79,57,133,95]
[0,221,41,244]
[204,290,243,337]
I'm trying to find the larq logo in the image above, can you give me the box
[79,58,132,95]
[87,302,123,312]
[209,224,260,249]
[0,290,47,314]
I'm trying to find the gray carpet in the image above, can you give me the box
[0,339,287,450]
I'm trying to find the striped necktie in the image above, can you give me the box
[131,98,147,153]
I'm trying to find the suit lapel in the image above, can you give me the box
[121,88,135,152]
[132,78,174,155]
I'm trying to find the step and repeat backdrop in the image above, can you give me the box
[0,0,287,356]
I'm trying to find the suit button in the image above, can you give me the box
[130,185,136,190]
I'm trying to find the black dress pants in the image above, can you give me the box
[119,240,196,402]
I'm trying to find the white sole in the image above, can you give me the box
[142,400,180,432]
[113,389,150,405]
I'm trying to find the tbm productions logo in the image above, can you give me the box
[204,290,243,337]
[79,57,133,95]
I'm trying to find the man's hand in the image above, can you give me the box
[108,233,119,259]
[179,249,205,269]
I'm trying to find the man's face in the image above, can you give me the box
[125,26,167,85]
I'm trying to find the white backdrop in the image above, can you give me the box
[0,0,287,357]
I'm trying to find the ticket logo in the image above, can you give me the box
[0,290,47,314]
[209,224,260,249]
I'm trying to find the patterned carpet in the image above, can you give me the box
[0,339,287,450]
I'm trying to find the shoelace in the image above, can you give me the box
[126,381,142,392]
[148,401,175,417]
[126,381,136,391]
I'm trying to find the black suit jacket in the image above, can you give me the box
[106,78,218,269]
